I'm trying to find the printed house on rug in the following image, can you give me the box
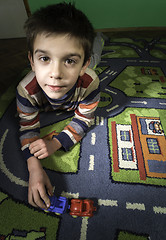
[111,114,166,181]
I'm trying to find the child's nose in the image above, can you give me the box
[49,62,63,79]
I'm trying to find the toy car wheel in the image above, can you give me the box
[84,216,89,219]
[44,210,49,213]
[55,213,61,216]
[72,215,78,218]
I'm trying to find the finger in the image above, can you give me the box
[28,189,38,208]
[37,152,49,159]
[30,145,42,155]
[29,139,44,151]
[40,191,51,209]
[46,181,54,197]
[33,148,44,157]
[29,141,38,150]
[33,149,49,159]
[33,189,47,209]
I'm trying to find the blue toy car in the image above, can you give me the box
[46,196,70,214]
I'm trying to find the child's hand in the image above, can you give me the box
[29,138,62,159]
[27,156,53,208]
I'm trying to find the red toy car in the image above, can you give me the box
[69,199,96,218]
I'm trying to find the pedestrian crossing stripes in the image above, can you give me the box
[105,69,117,76]
[93,116,104,126]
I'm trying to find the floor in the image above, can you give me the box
[0,30,166,97]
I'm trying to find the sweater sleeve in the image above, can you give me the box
[54,69,100,151]
[16,75,41,160]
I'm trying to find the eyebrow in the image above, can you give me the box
[35,49,47,54]
[34,49,82,59]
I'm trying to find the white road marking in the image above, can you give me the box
[105,88,117,94]
[91,133,96,145]
[89,155,94,171]
[139,60,149,63]
[112,71,117,76]
[61,191,79,199]
[153,206,166,214]
[100,117,104,126]
[101,76,108,82]
[109,71,114,75]
[159,102,166,105]
[96,116,100,125]
[131,100,147,105]
[98,199,118,207]
[106,104,119,112]
[94,116,104,126]
[126,202,145,211]
[80,217,88,240]
[150,60,160,63]
[106,69,110,74]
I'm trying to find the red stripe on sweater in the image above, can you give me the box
[25,77,40,95]
[77,73,93,88]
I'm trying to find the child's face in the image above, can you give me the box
[29,33,90,99]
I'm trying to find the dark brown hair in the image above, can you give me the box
[24,3,95,65]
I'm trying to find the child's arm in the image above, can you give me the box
[16,75,44,161]
[52,70,100,152]
[17,77,54,208]
[27,155,53,208]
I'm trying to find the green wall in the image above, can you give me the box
[28,0,166,29]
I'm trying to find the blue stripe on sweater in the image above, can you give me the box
[53,132,74,151]
[80,87,100,103]
[16,90,38,109]
[72,118,89,132]
[19,128,40,138]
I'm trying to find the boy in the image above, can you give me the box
[16,3,101,209]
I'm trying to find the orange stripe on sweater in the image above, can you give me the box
[21,136,40,147]
[79,101,99,109]
[75,109,93,119]
[64,125,82,142]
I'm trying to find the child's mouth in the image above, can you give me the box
[48,85,63,91]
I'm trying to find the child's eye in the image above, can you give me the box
[40,56,50,62]
[65,58,76,65]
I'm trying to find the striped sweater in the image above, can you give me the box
[16,68,100,160]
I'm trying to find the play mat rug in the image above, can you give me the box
[0,36,166,240]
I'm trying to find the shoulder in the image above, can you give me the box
[17,71,40,96]
[85,68,98,80]
[78,68,99,89]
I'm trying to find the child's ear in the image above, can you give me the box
[28,51,35,71]
[80,58,91,76]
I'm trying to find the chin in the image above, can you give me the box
[47,92,63,100]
